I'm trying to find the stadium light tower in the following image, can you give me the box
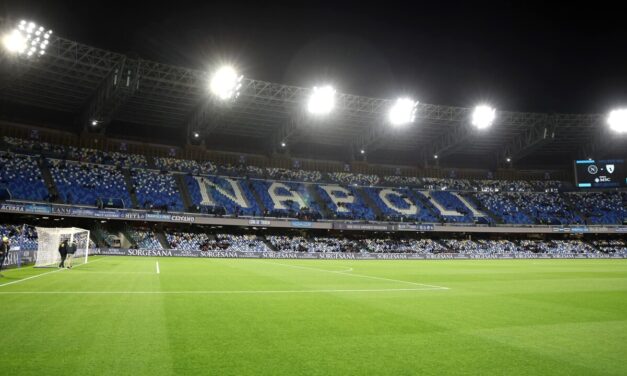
[307,85,336,115]
[388,98,418,127]
[209,66,243,100]
[2,20,52,57]
[472,105,496,129]
[607,108,627,133]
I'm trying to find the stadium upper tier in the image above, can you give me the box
[1,136,626,225]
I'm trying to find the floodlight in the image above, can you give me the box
[2,20,52,57]
[281,141,286,148]
[2,29,27,54]
[307,85,336,115]
[360,149,365,154]
[388,97,418,126]
[209,66,243,100]
[608,108,627,133]
[506,157,511,163]
[90,120,98,126]
[472,105,496,129]
[193,132,200,138]
[434,154,438,159]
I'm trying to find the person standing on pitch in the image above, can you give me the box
[58,239,68,268]
[66,240,77,269]
[0,236,10,277]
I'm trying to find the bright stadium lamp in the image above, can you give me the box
[209,66,243,100]
[607,108,627,133]
[388,97,418,126]
[2,20,52,57]
[307,85,336,115]
[472,105,496,129]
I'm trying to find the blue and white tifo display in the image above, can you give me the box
[575,159,626,188]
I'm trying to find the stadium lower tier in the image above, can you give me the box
[2,222,626,258]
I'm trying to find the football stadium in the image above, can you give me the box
[1,3,626,375]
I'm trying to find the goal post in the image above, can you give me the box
[35,227,91,268]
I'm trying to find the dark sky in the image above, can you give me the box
[3,1,627,114]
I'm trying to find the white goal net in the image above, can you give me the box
[35,227,90,268]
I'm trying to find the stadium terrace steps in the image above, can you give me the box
[434,239,452,252]
[155,230,170,249]
[122,168,140,208]
[306,184,333,219]
[92,226,110,247]
[174,174,194,211]
[262,236,279,251]
[249,180,268,214]
[38,158,60,203]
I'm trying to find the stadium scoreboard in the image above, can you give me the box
[574,159,626,188]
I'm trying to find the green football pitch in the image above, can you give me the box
[1,256,626,375]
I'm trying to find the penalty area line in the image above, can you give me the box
[0,287,448,295]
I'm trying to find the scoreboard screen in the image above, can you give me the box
[574,159,626,188]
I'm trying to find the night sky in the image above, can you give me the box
[2,1,627,114]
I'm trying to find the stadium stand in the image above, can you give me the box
[166,231,208,251]
[214,234,269,252]
[567,192,626,224]
[154,157,217,175]
[1,136,626,226]
[131,169,184,211]
[49,160,131,207]
[316,184,376,220]
[328,172,380,186]
[252,180,322,220]
[265,168,322,182]
[473,192,534,224]
[185,175,261,216]
[0,224,38,250]
[363,187,439,222]
[0,153,48,201]
[364,238,447,253]
[128,228,163,249]
[508,192,583,225]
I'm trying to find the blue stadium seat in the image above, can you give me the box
[131,169,184,211]
[49,160,130,207]
[0,154,48,201]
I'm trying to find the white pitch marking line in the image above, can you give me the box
[0,256,107,288]
[0,287,446,295]
[266,262,449,290]
[0,268,64,287]
[156,261,160,274]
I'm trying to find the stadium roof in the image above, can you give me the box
[0,21,625,167]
